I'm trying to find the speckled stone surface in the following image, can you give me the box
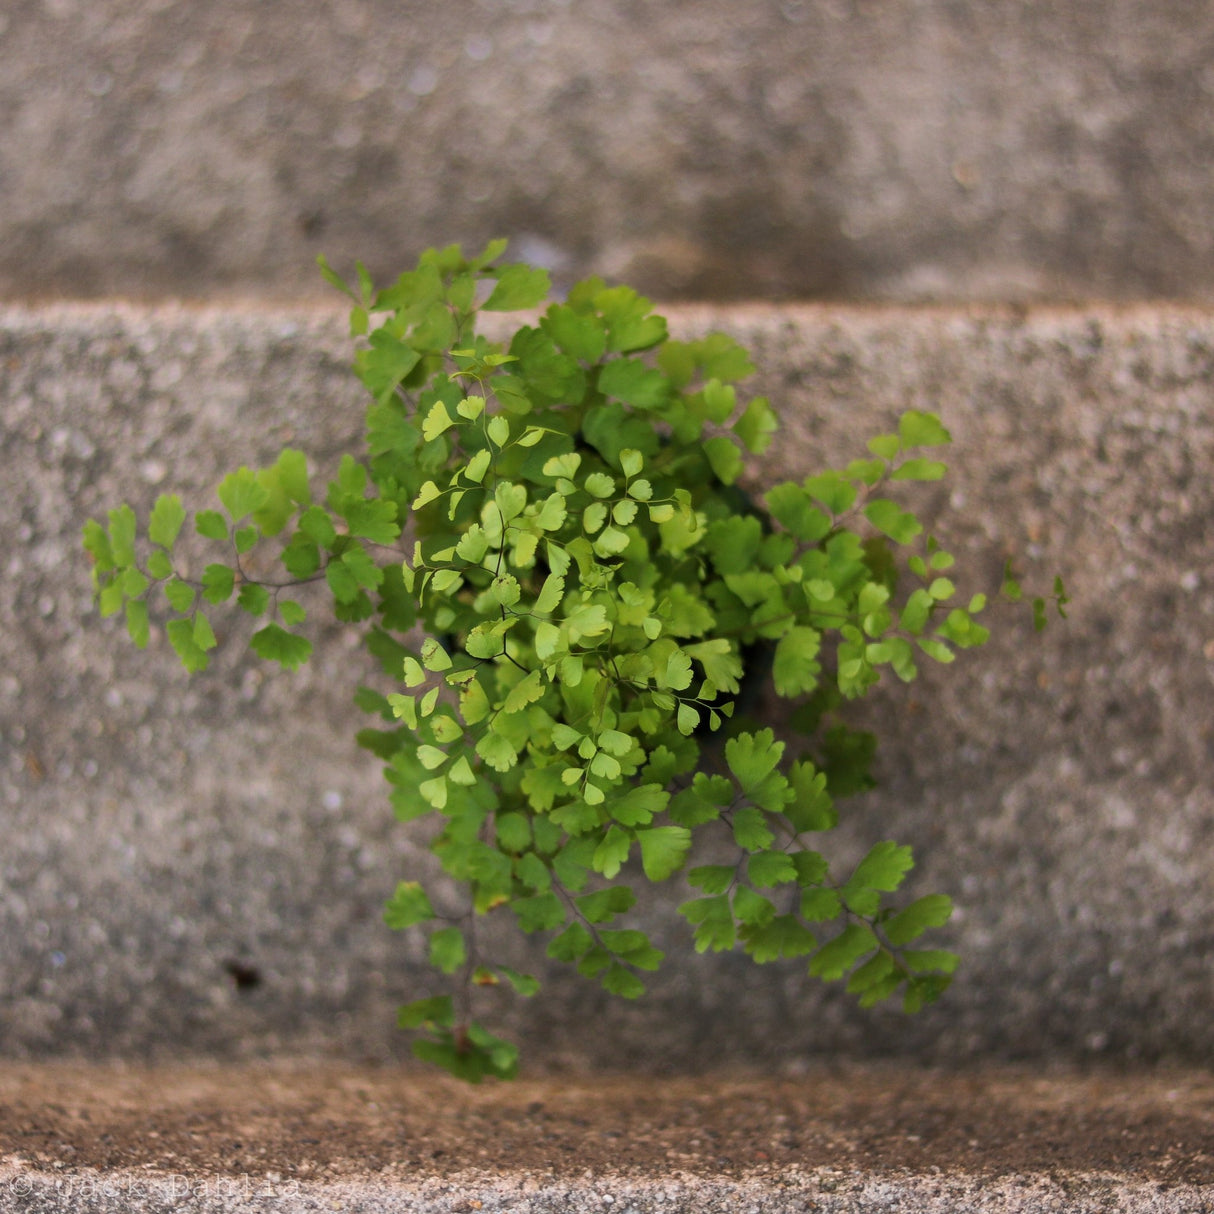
[2,302,1213,1068]
[6,2,1214,302]
[0,1062,1211,1212]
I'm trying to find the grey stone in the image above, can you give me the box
[5,2,1214,302]
[2,301,1212,1068]
[3,1170,1211,1214]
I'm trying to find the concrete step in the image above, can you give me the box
[0,1062,1211,1212]
[6,2,1214,303]
[2,301,1212,1070]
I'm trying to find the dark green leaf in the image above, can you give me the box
[483,263,551,311]
[513,891,566,932]
[885,894,953,945]
[593,826,633,879]
[429,926,466,974]
[636,825,691,880]
[787,762,837,832]
[237,583,270,615]
[773,626,821,697]
[383,881,435,929]
[808,923,877,980]
[598,358,669,409]
[848,840,914,894]
[498,967,541,997]
[163,578,195,613]
[547,921,593,962]
[576,886,636,924]
[733,396,778,454]
[740,914,817,963]
[397,994,453,1030]
[688,865,735,894]
[703,436,743,485]
[601,963,646,999]
[805,472,856,515]
[746,850,798,888]
[250,624,313,671]
[731,806,775,851]
[678,894,736,952]
[800,887,843,922]
[765,483,832,542]
[864,499,923,544]
[541,305,608,363]
[359,329,422,404]
[732,885,775,927]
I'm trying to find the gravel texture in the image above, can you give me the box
[2,301,1213,1070]
[0,1062,1211,1212]
[5,2,1214,302]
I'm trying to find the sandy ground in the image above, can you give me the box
[0,1061,1211,1189]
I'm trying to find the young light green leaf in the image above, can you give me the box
[892,458,948,481]
[193,613,217,651]
[166,618,210,673]
[898,410,951,448]
[164,578,195,613]
[148,494,186,549]
[125,599,150,648]
[487,415,510,448]
[534,573,565,615]
[217,467,270,521]
[107,504,137,567]
[476,731,519,773]
[418,637,451,672]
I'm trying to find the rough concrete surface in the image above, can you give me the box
[0,1062,1211,1212]
[2,301,1214,1070]
[6,1,1214,303]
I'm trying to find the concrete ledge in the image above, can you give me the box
[0,1063,1211,1212]
[3,302,1213,1067]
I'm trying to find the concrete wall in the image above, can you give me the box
[3,302,1211,1069]
[5,1,1214,303]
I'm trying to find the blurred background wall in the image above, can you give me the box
[5,0,1214,303]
